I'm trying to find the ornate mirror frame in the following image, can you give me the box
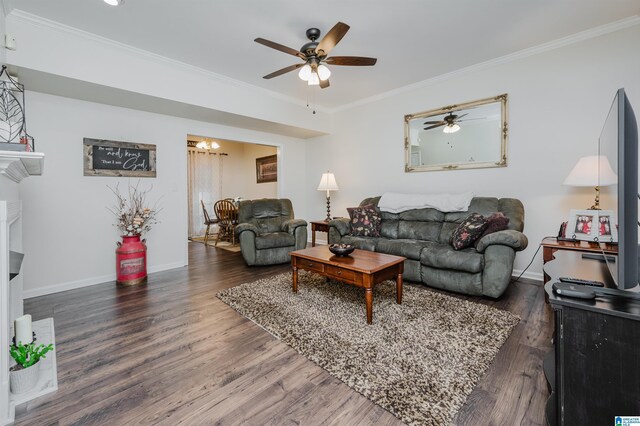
[404,94,508,172]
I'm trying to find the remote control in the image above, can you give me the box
[559,277,605,287]
[552,282,596,299]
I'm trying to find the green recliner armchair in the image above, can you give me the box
[236,198,308,266]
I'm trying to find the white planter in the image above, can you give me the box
[10,361,40,394]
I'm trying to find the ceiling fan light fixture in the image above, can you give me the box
[103,0,123,6]
[210,141,221,149]
[317,64,331,81]
[195,141,209,149]
[298,64,312,81]
[307,72,320,86]
[443,124,461,134]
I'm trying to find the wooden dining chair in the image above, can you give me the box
[201,201,218,245]
[214,199,238,246]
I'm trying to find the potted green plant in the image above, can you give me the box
[9,342,54,394]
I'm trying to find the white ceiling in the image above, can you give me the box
[11,0,640,109]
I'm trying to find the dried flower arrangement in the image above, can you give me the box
[108,182,160,236]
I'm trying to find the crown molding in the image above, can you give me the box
[330,15,640,114]
[8,9,331,114]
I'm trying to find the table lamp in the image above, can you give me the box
[563,155,617,210]
[317,171,339,221]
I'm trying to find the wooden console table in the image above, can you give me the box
[543,251,640,425]
[541,237,618,283]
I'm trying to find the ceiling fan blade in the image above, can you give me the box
[424,123,445,130]
[316,22,350,56]
[262,63,303,79]
[325,56,377,66]
[423,120,445,125]
[455,113,468,120]
[255,38,305,59]
[320,79,330,89]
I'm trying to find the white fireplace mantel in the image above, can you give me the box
[0,151,45,183]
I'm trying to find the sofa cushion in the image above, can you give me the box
[255,232,296,249]
[474,212,510,248]
[376,239,434,261]
[450,213,489,250]
[339,236,380,252]
[398,221,442,241]
[348,205,382,237]
[420,243,484,273]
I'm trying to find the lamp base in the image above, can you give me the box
[325,196,331,222]
[589,186,601,210]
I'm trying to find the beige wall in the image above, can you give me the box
[242,144,278,200]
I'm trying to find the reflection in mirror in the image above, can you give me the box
[404,94,508,172]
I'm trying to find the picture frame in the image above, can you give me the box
[256,154,277,183]
[566,209,618,243]
[594,209,618,243]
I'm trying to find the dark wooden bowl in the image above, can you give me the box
[329,244,355,257]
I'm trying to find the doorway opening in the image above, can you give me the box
[186,135,278,249]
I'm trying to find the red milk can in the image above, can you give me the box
[116,235,147,285]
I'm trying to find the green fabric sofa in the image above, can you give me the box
[236,198,307,266]
[328,196,528,298]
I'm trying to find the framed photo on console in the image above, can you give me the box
[566,209,617,243]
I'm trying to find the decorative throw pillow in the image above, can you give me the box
[347,205,382,237]
[450,213,489,250]
[474,212,510,248]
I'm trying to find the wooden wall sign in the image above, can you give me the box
[83,138,156,177]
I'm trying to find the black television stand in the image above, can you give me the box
[543,251,640,425]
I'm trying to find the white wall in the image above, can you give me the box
[305,24,640,280]
[19,91,307,298]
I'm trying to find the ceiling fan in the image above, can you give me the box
[254,22,377,89]
[424,112,482,133]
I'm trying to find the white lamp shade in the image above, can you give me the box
[563,155,617,187]
[298,64,312,81]
[317,64,331,81]
[443,123,461,134]
[317,172,339,191]
[307,72,320,86]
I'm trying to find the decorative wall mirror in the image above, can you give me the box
[404,94,508,172]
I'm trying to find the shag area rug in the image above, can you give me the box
[217,271,519,425]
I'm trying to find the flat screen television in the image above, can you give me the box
[598,88,639,290]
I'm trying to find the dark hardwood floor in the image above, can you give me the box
[18,242,553,425]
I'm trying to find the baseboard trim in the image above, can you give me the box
[511,268,543,282]
[23,261,187,299]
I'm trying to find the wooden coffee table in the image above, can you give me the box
[290,246,405,324]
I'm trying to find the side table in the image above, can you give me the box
[541,237,618,283]
[310,220,330,247]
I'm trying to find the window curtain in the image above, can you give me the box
[187,148,221,238]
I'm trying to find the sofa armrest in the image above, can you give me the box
[281,219,307,235]
[235,223,260,237]
[328,218,350,237]
[475,230,528,253]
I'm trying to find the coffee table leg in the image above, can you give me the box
[396,272,403,305]
[292,266,298,293]
[365,288,373,324]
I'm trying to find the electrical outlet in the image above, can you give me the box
[5,34,16,50]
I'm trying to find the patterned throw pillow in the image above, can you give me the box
[347,205,382,237]
[450,213,489,250]
[474,212,510,248]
